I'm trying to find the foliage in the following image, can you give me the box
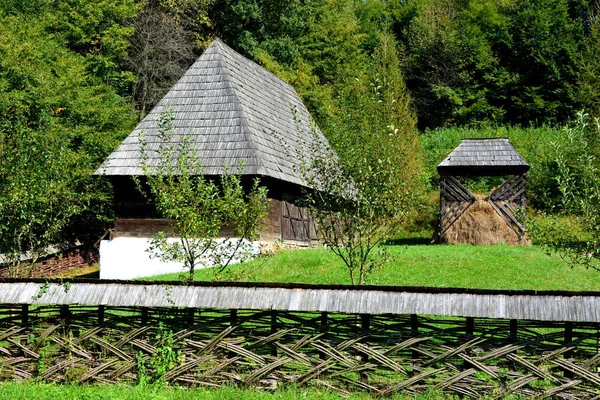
[531,112,600,272]
[293,34,423,285]
[136,108,269,280]
[391,0,592,129]
[136,323,182,386]
[0,12,135,276]
[577,5,600,119]
[47,0,139,95]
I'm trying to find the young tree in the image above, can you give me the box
[532,111,600,271]
[294,34,423,285]
[136,109,269,280]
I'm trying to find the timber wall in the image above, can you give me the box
[0,279,599,397]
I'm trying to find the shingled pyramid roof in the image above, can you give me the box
[95,39,326,187]
[437,138,529,176]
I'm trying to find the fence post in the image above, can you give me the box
[141,307,149,325]
[466,317,474,339]
[230,309,238,326]
[320,312,328,360]
[98,305,105,324]
[411,314,420,371]
[60,305,70,319]
[21,305,28,325]
[510,319,518,341]
[464,317,475,370]
[270,310,277,357]
[360,314,371,383]
[564,321,574,379]
[187,308,195,326]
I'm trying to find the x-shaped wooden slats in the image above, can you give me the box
[439,175,476,236]
[439,174,527,241]
[487,174,527,238]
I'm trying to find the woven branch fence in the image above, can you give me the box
[1,303,599,398]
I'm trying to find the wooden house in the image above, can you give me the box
[94,39,326,278]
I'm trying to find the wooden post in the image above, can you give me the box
[510,319,518,342]
[464,317,475,370]
[230,309,238,326]
[360,314,371,383]
[60,305,70,319]
[227,309,238,359]
[270,310,277,357]
[21,305,28,325]
[564,322,574,379]
[187,308,195,326]
[141,307,149,325]
[411,314,420,367]
[98,305,105,324]
[320,312,328,360]
[466,317,474,339]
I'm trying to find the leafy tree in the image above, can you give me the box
[136,109,269,280]
[0,10,136,274]
[0,126,86,277]
[47,0,139,95]
[531,112,600,271]
[390,0,591,128]
[295,34,423,285]
[578,6,600,119]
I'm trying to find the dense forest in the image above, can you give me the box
[1,0,599,263]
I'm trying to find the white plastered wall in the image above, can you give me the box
[99,237,258,280]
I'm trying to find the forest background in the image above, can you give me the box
[1,0,599,266]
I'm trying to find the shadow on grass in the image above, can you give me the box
[386,237,432,246]
[77,270,100,279]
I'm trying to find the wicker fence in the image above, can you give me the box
[0,280,599,398]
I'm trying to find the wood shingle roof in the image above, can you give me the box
[95,39,326,187]
[437,138,529,176]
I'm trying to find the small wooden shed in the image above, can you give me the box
[436,138,530,245]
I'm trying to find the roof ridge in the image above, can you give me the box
[215,38,295,93]
[212,39,266,176]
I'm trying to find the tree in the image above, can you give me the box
[531,111,600,272]
[577,5,600,119]
[294,34,423,285]
[0,11,136,276]
[0,127,85,277]
[390,0,591,128]
[124,3,200,119]
[136,109,269,280]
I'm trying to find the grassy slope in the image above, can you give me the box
[144,244,600,291]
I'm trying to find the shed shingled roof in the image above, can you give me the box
[437,138,529,176]
[94,39,327,187]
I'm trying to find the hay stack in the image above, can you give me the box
[442,195,529,245]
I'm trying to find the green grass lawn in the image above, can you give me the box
[144,244,600,291]
[0,383,464,400]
